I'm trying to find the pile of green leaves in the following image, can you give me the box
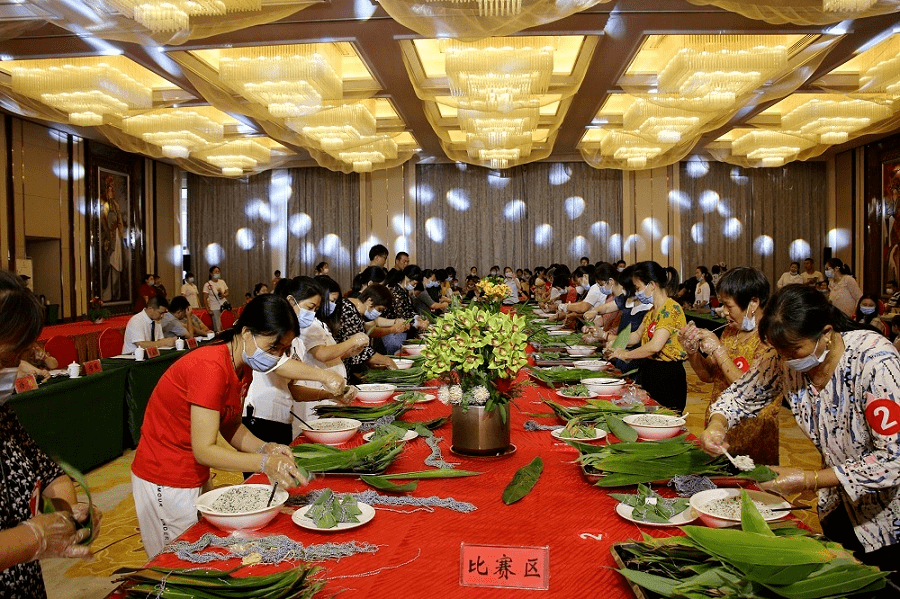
[609,483,689,524]
[577,434,777,487]
[616,491,887,598]
[544,398,646,443]
[530,366,613,385]
[315,400,412,422]
[120,565,324,598]
[558,420,598,439]
[293,435,404,475]
[557,383,594,397]
[362,365,427,386]
[305,489,362,529]
[394,390,428,403]
[366,422,410,443]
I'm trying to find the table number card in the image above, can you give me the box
[14,375,38,393]
[186,337,199,349]
[460,543,549,590]
[145,346,161,359]
[84,360,103,375]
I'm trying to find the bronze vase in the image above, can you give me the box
[451,403,511,456]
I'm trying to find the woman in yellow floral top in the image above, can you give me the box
[679,267,779,465]
[608,261,688,411]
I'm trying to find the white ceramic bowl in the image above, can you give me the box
[621,413,685,440]
[301,418,362,445]
[402,344,424,356]
[581,377,626,394]
[573,359,608,371]
[566,345,595,357]
[195,484,289,532]
[355,383,396,403]
[689,488,790,528]
[391,357,414,369]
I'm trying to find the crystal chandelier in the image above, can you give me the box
[336,137,399,173]
[656,36,788,110]
[475,147,524,170]
[123,109,224,158]
[457,108,539,135]
[10,57,153,126]
[859,34,900,95]
[598,130,669,169]
[285,102,377,151]
[782,97,892,144]
[197,140,271,176]
[218,44,343,118]
[822,0,876,11]
[622,99,704,144]
[731,130,816,167]
[104,0,263,33]
[420,0,524,17]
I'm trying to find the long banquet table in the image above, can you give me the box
[37,315,132,362]
[112,376,689,598]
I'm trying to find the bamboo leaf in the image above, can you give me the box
[611,327,632,350]
[57,460,94,544]
[605,413,639,442]
[382,470,482,480]
[740,489,776,537]
[502,457,543,505]
[616,568,679,597]
[682,527,833,566]
[766,561,887,599]
[360,475,418,492]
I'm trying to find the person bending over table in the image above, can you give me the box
[700,285,900,591]
[678,267,779,466]
[0,271,101,597]
[607,261,688,412]
[122,296,177,354]
[130,295,329,558]
[169,295,211,337]
[585,266,649,373]
[243,277,359,444]
[331,284,399,383]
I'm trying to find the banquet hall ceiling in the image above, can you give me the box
[0,1,898,176]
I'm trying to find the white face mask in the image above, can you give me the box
[0,367,19,405]
[741,313,756,332]
[784,335,829,373]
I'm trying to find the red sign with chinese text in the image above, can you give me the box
[14,375,38,393]
[145,346,161,359]
[84,359,102,375]
[460,543,549,590]
[186,338,198,349]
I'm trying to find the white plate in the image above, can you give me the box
[582,377,625,386]
[550,428,607,442]
[292,501,375,532]
[110,354,136,360]
[362,429,418,442]
[555,389,599,400]
[548,329,574,336]
[615,502,697,527]
[394,393,435,404]
[158,346,176,350]
[49,369,68,377]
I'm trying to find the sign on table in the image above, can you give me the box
[460,543,549,590]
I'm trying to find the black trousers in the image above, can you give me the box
[820,506,900,595]
[634,359,687,413]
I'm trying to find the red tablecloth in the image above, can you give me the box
[112,377,690,598]
[37,315,133,362]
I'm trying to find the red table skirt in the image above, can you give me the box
[37,315,132,362]
[113,374,693,598]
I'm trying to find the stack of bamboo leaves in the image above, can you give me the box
[293,435,404,476]
[544,398,645,443]
[616,491,887,598]
[119,565,325,598]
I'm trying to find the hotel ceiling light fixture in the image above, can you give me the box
[336,137,399,173]
[10,56,153,126]
[105,0,262,33]
[217,44,343,118]
[285,101,377,151]
[196,139,271,176]
[822,0,876,11]
[781,96,893,144]
[123,108,224,158]
[730,130,817,167]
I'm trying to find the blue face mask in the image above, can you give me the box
[323,300,336,316]
[405,282,415,291]
[860,305,877,315]
[635,285,654,305]
[741,314,756,331]
[242,336,280,373]
[600,283,612,295]
[297,308,316,329]
[365,308,381,320]
[426,280,438,288]
[784,335,828,373]
[575,285,585,294]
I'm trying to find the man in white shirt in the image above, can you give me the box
[801,258,823,286]
[122,297,177,354]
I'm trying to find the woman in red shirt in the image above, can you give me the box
[130,294,341,557]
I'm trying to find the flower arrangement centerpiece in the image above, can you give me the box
[422,302,530,455]
[474,276,510,310]
[86,296,110,323]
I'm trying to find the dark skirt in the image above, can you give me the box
[634,359,687,412]
[821,506,900,595]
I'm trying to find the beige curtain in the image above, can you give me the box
[678,160,827,287]
[187,171,274,302]
[414,162,623,272]
[284,168,360,289]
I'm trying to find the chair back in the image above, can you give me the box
[220,310,235,330]
[98,328,125,358]
[199,310,213,330]
[44,335,78,366]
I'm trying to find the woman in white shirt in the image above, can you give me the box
[181,272,200,309]
[694,266,712,308]
[826,258,862,317]
[203,266,229,332]
[776,261,804,289]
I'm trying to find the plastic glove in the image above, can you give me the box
[22,511,91,561]
[759,467,813,496]
[321,370,345,395]
[258,442,293,459]
[261,454,308,489]
[70,502,101,544]
[699,421,729,456]
[677,323,701,354]
[698,330,721,355]
[334,386,356,406]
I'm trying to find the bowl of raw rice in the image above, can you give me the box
[195,484,289,531]
[689,488,790,528]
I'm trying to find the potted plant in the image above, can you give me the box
[86,296,110,323]
[422,288,530,456]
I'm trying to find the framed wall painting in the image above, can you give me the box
[883,158,900,289]
[90,167,133,306]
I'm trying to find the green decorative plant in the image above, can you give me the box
[86,296,110,322]
[423,303,530,422]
